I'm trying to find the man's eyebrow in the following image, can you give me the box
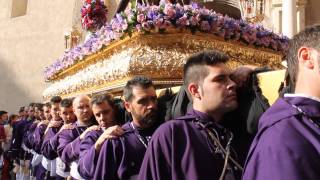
[212,73,229,79]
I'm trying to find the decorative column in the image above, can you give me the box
[297,0,307,33]
[282,0,297,38]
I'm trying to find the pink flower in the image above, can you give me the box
[150,5,160,12]
[200,9,210,16]
[190,15,199,26]
[142,22,151,31]
[137,14,146,23]
[136,24,142,32]
[155,17,164,29]
[177,15,189,26]
[164,4,176,18]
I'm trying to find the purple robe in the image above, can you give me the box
[78,129,103,179]
[40,123,64,180]
[93,122,156,180]
[243,96,320,180]
[138,109,242,180]
[11,118,30,159]
[33,124,47,154]
[57,124,88,164]
[23,122,38,149]
[41,125,63,160]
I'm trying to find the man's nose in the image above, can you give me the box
[228,78,237,90]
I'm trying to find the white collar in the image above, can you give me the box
[284,93,320,103]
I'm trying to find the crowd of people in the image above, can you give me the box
[0,24,319,180]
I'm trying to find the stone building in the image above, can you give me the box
[0,0,319,113]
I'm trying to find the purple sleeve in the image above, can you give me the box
[78,131,101,179]
[138,124,172,180]
[33,124,47,154]
[23,123,37,149]
[58,130,80,163]
[41,128,59,160]
[93,139,122,180]
[243,133,320,180]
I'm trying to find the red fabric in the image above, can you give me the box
[0,125,5,141]
[1,159,10,180]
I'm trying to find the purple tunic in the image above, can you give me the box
[78,129,103,179]
[23,122,38,149]
[33,124,47,154]
[57,123,89,164]
[41,124,63,160]
[138,109,242,180]
[40,122,64,180]
[93,122,156,180]
[243,96,320,180]
[11,118,30,158]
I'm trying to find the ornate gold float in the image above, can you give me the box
[43,29,284,100]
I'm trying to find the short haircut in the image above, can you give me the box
[91,93,117,110]
[60,98,73,108]
[50,96,62,104]
[8,114,18,125]
[287,24,320,85]
[123,76,154,102]
[9,114,18,121]
[29,102,35,107]
[0,111,8,116]
[19,107,25,113]
[34,103,44,111]
[43,102,51,109]
[183,50,229,86]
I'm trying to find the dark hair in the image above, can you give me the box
[183,50,229,86]
[91,93,115,106]
[287,24,320,86]
[60,98,73,108]
[34,103,44,111]
[123,76,154,102]
[29,102,35,107]
[43,102,51,108]
[50,96,62,104]
[0,111,8,116]
[8,114,18,126]
[19,107,25,113]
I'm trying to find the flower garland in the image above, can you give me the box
[44,2,289,81]
[81,0,108,32]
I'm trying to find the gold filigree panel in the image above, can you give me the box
[43,31,283,99]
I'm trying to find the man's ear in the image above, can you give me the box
[188,83,201,100]
[124,101,131,113]
[298,47,314,69]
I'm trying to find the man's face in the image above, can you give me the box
[19,111,25,118]
[0,113,8,123]
[1,113,8,121]
[73,97,93,123]
[92,101,115,128]
[34,107,42,120]
[125,86,158,127]
[198,64,238,115]
[50,103,61,121]
[28,106,35,118]
[43,106,51,120]
[60,106,76,124]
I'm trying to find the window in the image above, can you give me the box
[11,0,28,18]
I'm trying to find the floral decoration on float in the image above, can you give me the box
[81,0,108,32]
[44,1,289,81]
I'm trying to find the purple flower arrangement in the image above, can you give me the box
[44,2,289,81]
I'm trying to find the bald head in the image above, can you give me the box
[73,95,90,106]
[73,95,93,122]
